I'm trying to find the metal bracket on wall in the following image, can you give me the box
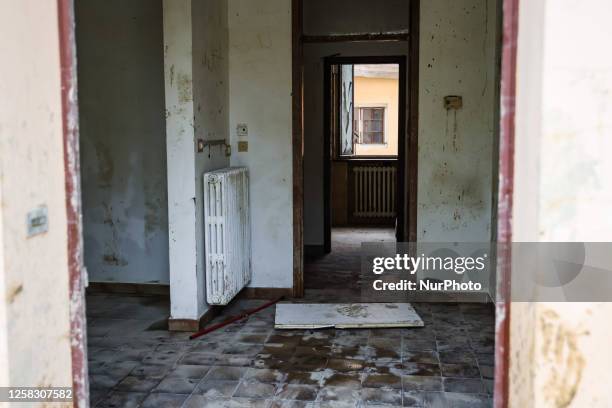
[197,138,232,157]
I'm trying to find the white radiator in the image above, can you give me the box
[353,165,396,218]
[203,167,251,305]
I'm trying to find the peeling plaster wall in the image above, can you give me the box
[418,0,499,242]
[228,0,293,288]
[192,0,230,305]
[510,0,612,406]
[0,0,73,390]
[77,0,169,284]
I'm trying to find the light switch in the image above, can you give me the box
[238,141,248,152]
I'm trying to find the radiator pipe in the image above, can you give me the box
[189,297,283,340]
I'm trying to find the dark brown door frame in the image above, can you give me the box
[323,55,409,251]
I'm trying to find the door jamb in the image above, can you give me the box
[57,0,89,406]
[323,55,408,248]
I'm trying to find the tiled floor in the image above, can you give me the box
[87,227,495,407]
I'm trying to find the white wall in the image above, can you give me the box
[0,0,73,390]
[228,0,293,288]
[192,0,231,310]
[510,0,612,406]
[77,0,169,284]
[418,0,499,242]
[164,0,231,322]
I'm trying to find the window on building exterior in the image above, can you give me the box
[354,107,385,144]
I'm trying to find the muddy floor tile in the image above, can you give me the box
[321,372,361,389]
[205,366,248,381]
[115,376,161,393]
[443,392,492,408]
[226,398,271,408]
[327,358,368,372]
[402,351,439,365]
[154,376,200,394]
[402,391,446,407]
[194,380,239,398]
[316,386,361,403]
[268,400,316,408]
[284,371,321,386]
[167,364,210,379]
[140,393,187,408]
[440,363,480,379]
[402,339,437,352]
[222,343,263,356]
[179,352,218,366]
[128,364,171,379]
[95,391,147,408]
[360,387,402,406]
[233,379,277,398]
[253,357,294,371]
[276,384,319,401]
[401,375,442,392]
[395,363,441,377]
[437,351,477,365]
[362,373,402,389]
[442,378,486,394]
[90,374,123,390]
[244,368,286,383]
[291,355,328,370]
[183,395,228,408]
[236,333,269,344]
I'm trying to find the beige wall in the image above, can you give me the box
[510,0,612,406]
[354,76,399,156]
[0,0,74,398]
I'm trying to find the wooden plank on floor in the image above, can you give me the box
[275,303,424,329]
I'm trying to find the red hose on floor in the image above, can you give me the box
[189,297,283,340]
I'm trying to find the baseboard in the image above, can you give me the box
[168,306,221,332]
[87,282,170,296]
[239,287,294,299]
[304,245,325,257]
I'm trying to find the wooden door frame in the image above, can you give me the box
[323,55,409,251]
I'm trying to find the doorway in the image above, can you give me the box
[324,56,407,253]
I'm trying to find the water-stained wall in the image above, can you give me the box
[77,0,169,284]
[228,0,293,288]
[418,0,499,242]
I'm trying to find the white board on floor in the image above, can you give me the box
[274,303,424,329]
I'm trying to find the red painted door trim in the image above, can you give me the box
[495,0,519,406]
[57,0,89,406]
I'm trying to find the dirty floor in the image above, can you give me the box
[87,227,495,407]
[87,295,494,407]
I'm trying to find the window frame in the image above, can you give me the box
[354,103,388,147]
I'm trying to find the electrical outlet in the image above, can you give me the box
[237,123,248,137]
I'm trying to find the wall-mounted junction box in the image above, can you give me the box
[237,123,248,137]
[444,95,463,110]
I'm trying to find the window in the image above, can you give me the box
[354,107,385,144]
